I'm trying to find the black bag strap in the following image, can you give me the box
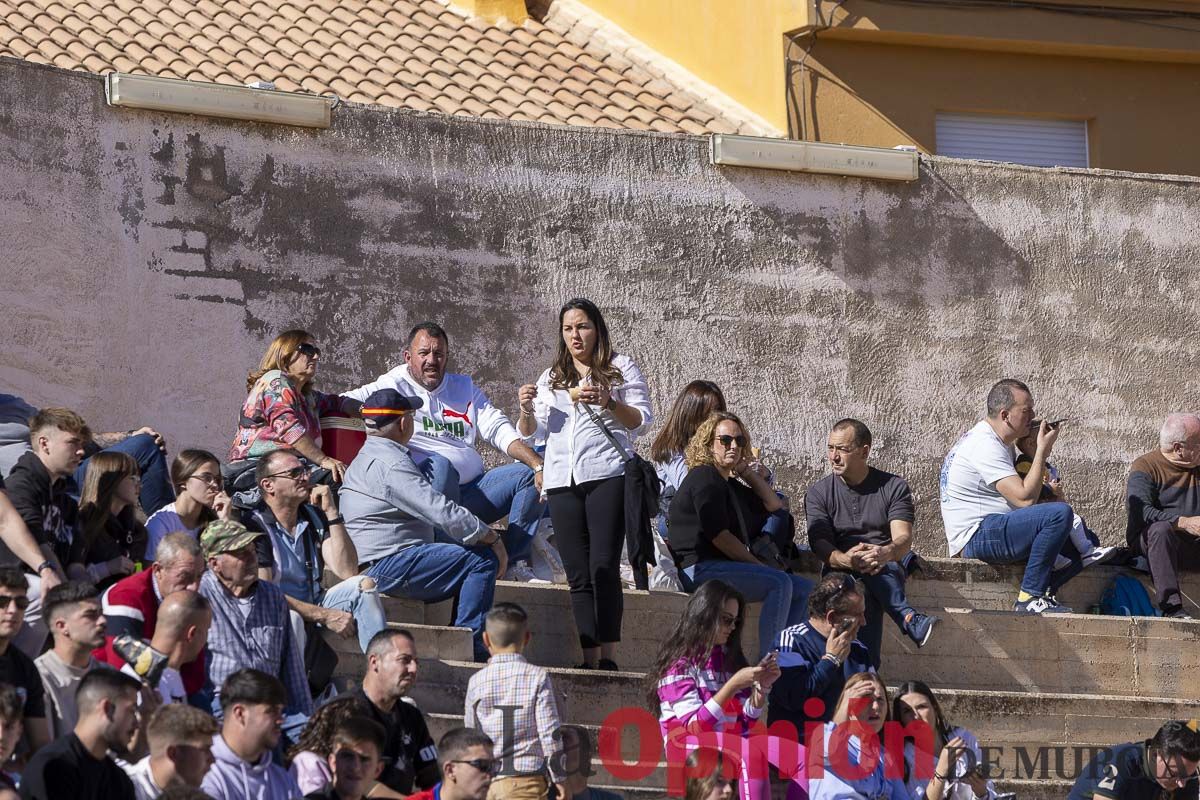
[579,400,633,463]
[298,505,326,598]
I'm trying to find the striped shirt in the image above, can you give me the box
[464,653,565,781]
[656,646,760,742]
[198,570,312,719]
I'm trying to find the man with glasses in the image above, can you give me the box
[1069,719,1200,800]
[806,418,938,668]
[0,565,49,751]
[343,322,549,583]
[341,389,501,662]
[197,521,311,741]
[94,533,208,697]
[404,728,496,800]
[768,572,873,734]
[239,448,386,655]
[1126,414,1200,619]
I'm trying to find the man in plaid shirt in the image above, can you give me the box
[464,603,565,800]
[197,520,312,741]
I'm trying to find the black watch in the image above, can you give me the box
[326,515,345,527]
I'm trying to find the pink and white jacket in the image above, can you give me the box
[656,645,762,743]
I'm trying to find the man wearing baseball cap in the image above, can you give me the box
[341,389,502,661]
[197,519,312,738]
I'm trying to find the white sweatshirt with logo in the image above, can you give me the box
[343,365,522,484]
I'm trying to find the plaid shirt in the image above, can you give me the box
[199,570,313,719]
[464,653,565,781]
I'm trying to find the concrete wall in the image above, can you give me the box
[3,58,1199,553]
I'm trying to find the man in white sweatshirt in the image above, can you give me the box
[200,668,300,800]
[343,322,550,581]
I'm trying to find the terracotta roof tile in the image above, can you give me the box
[0,0,770,134]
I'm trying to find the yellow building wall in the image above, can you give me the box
[573,0,814,132]
[793,39,1200,175]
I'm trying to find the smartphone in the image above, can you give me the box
[758,650,778,667]
[836,618,855,634]
[1046,418,1072,428]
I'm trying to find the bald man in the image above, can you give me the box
[1126,413,1200,618]
[119,591,212,704]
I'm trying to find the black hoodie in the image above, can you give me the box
[4,450,81,570]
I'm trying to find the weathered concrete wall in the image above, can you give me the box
[3,58,1199,553]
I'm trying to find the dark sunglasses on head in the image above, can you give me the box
[716,434,747,448]
[296,342,321,359]
[451,759,500,775]
[0,595,30,611]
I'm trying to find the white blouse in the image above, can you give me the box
[531,353,654,491]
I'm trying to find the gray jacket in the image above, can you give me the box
[340,436,491,563]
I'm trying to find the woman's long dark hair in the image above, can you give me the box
[892,679,955,783]
[646,580,748,710]
[650,381,727,464]
[549,298,624,390]
[285,694,373,763]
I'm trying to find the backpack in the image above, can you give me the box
[1100,574,1161,617]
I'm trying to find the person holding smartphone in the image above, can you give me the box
[893,680,997,800]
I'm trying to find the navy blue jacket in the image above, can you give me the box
[766,621,873,737]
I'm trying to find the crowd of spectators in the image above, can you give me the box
[0,298,1192,800]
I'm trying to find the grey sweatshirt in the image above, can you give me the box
[200,733,301,800]
[340,435,491,563]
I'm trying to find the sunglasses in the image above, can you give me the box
[718,612,739,628]
[451,759,500,775]
[716,435,747,448]
[296,342,321,359]
[0,595,30,611]
[265,466,309,481]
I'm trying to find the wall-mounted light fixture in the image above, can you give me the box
[711,134,918,181]
[105,73,333,129]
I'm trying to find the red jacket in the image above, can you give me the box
[405,785,441,800]
[92,568,207,694]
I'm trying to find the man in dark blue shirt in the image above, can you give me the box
[768,572,873,738]
[1069,721,1200,800]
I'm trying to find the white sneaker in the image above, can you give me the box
[1080,546,1120,568]
[504,562,549,583]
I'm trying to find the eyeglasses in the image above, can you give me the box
[296,342,321,359]
[188,473,224,489]
[450,759,499,775]
[716,435,747,449]
[265,466,309,481]
[0,595,30,611]
[718,612,738,628]
[1156,751,1200,781]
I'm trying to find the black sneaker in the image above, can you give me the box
[1163,606,1194,620]
[598,658,620,671]
[904,612,938,647]
[1013,595,1073,615]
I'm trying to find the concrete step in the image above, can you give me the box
[324,621,475,664]
[402,659,1187,777]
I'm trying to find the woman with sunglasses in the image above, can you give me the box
[668,412,812,659]
[144,449,234,561]
[810,672,907,800]
[892,680,996,800]
[76,451,148,587]
[228,330,361,490]
[649,580,806,800]
[516,298,653,670]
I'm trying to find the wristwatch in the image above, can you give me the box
[533,464,544,473]
[326,516,345,527]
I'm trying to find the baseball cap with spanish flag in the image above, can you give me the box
[361,388,424,430]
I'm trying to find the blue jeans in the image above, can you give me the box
[826,561,911,669]
[364,542,499,661]
[683,561,813,659]
[73,433,174,514]
[319,575,388,653]
[421,455,544,565]
[962,502,1074,596]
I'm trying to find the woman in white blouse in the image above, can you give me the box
[518,298,654,671]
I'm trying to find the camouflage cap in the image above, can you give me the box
[200,519,263,559]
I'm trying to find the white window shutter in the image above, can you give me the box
[935,112,1089,168]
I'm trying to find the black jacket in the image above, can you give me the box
[4,450,80,570]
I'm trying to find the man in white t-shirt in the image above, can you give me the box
[343,322,551,582]
[940,378,1078,614]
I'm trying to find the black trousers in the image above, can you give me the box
[547,475,625,649]
[1141,521,1200,610]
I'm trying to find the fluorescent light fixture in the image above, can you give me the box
[711,134,918,181]
[105,73,332,129]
